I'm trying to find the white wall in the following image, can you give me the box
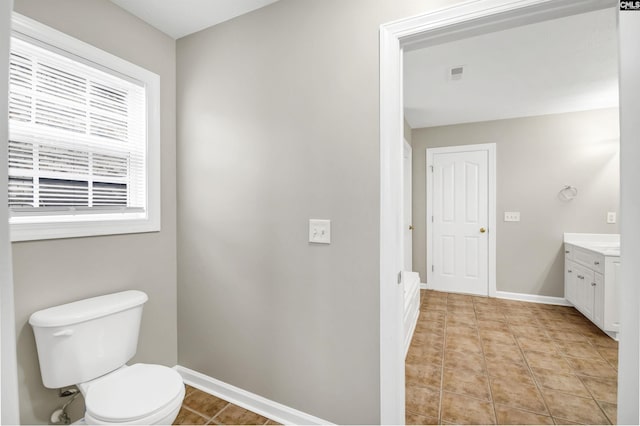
[1,0,20,423]
[617,8,640,425]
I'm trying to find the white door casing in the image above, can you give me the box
[380,1,626,424]
[428,147,491,296]
[403,140,413,272]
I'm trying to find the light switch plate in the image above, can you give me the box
[607,212,616,224]
[309,219,331,244]
[504,212,520,222]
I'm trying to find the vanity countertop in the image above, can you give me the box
[564,233,620,257]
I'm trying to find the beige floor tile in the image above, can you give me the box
[490,377,548,415]
[406,361,442,389]
[174,407,209,425]
[479,329,517,346]
[213,404,268,425]
[477,319,511,332]
[546,329,589,343]
[517,336,559,354]
[407,345,444,366]
[443,348,486,375]
[440,391,496,425]
[599,401,617,425]
[183,388,229,418]
[406,384,440,418]
[579,376,617,404]
[442,368,491,401]
[542,388,609,425]
[508,325,549,340]
[446,313,477,327]
[445,324,479,338]
[566,356,618,379]
[412,331,445,347]
[486,359,533,382]
[588,334,618,349]
[264,420,282,425]
[554,341,605,360]
[476,311,506,322]
[405,411,439,425]
[524,350,573,373]
[597,346,619,368]
[406,291,619,426]
[531,368,591,398]
[495,404,554,425]
[483,341,525,364]
[445,334,483,354]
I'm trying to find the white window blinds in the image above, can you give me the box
[8,35,147,216]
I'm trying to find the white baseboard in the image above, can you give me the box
[173,365,332,425]
[420,283,428,290]
[495,291,572,306]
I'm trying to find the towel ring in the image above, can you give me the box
[559,185,578,201]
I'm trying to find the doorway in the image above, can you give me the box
[426,144,496,296]
[379,0,637,424]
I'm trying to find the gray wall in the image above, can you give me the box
[412,108,620,297]
[10,1,177,423]
[176,0,456,423]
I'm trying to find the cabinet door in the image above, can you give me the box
[574,264,594,319]
[565,259,577,305]
[593,272,605,329]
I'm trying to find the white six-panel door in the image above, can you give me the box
[428,147,490,296]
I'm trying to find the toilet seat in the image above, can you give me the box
[83,364,184,424]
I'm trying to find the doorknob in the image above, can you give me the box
[409,225,414,231]
[480,227,486,233]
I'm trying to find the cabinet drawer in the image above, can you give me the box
[573,247,605,274]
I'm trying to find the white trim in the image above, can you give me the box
[379,0,617,423]
[495,291,572,306]
[420,283,428,290]
[1,0,20,423]
[174,366,333,426]
[425,143,497,298]
[8,13,161,241]
[617,9,640,424]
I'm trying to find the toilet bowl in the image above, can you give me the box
[29,291,185,425]
[80,364,185,425]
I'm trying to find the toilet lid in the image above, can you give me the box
[85,364,184,423]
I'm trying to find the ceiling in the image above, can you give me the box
[404,8,619,129]
[110,0,281,39]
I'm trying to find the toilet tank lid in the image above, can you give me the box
[29,290,148,328]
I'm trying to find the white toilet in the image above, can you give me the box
[29,290,185,425]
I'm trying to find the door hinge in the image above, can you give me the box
[431,216,434,223]
[430,165,434,172]
[432,265,434,272]
[397,271,402,285]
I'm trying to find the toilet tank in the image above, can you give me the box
[29,290,148,389]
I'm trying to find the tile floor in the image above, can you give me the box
[406,290,618,425]
[173,385,280,425]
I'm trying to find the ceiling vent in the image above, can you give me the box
[449,65,464,81]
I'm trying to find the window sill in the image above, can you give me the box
[9,213,160,242]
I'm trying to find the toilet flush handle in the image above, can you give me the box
[53,329,74,337]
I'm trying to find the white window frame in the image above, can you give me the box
[9,13,160,242]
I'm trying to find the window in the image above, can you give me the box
[8,14,160,241]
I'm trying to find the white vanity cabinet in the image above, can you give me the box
[564,235,620,337]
